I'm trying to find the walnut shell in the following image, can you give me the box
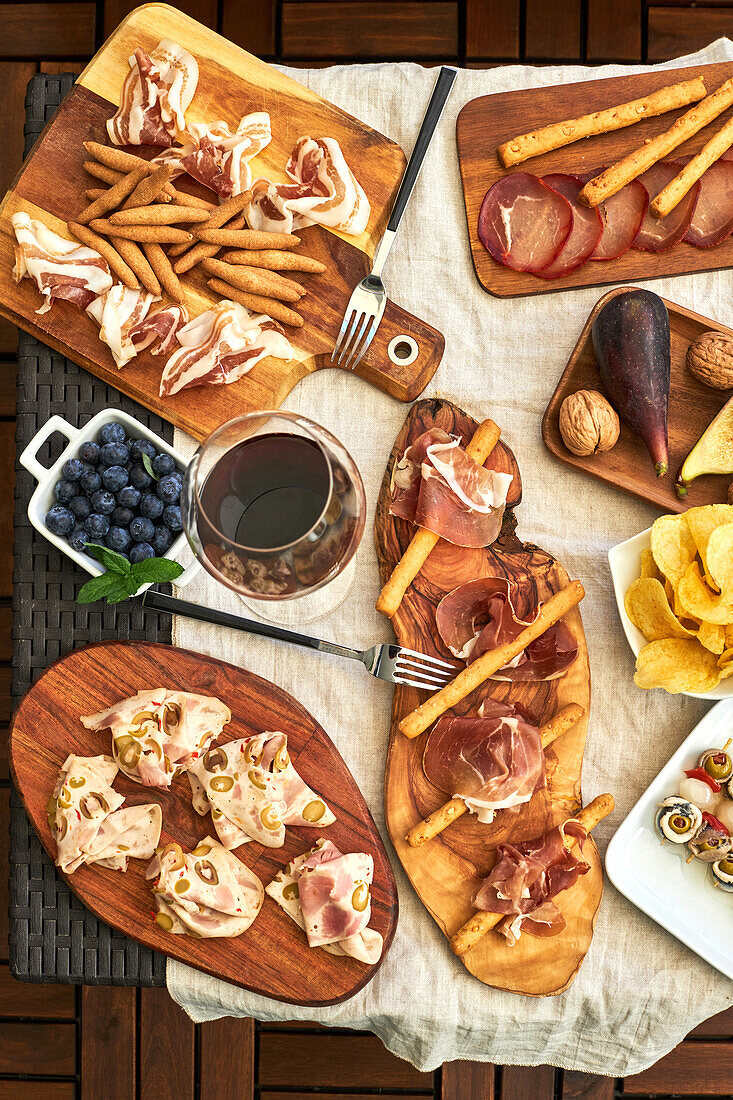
[687,331,733,390]
[559,389,620,457]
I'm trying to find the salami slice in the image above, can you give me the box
[579,170,648,260]
[478,173,573,273]
[537,174,603,278]
[682,157,733,247]
[632,161,699,252]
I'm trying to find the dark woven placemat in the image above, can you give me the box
[8,73,169,985]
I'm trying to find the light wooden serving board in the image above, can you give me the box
[543,287,733,513]
[375,399,602,997]
[9,641,398,1006]
[0,3,444,441]
[457,61,733,298]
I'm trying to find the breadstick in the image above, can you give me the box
[449,793,615,957]
[197,227,301,249]
[84,160,123,186]
[222,249,326,273]
[202,258,305,302]
[405,702,584,848]
[67,221,140,290]
[142,243,185,304]
[77,165,148,225]
[84,188,107,202]
[121,165,174,210]
[170,189,216,211]
[377,420,501,619]
[110,237,161,296]
[497,78,707,167]
[579,77,733,208]
[168,193,252,260]
[172,216,245,270]
[83,145,177,198]
[110,205,210,225]
[89,221,193,244]
[650,114,733,217]
[207,279,304,327]
[398,582,585,741]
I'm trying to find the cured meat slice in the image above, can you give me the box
[12,212,113,314]
[478,173,573,273]
[537,174,603,278]
[579,172,648,260]
[153,113,272,198]
[389,428,513,548]
[107,39,199,147]
[632,161,699,252]
[423,700,544,822]
[129,303,189,358]
[435,576,578,680]
[682,157,733,247]
[86,285,158,368]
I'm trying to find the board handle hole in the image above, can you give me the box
[388,335,419,367]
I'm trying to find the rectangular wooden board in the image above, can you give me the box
[457,61,733,298]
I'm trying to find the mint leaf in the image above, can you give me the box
[130,557,185,585]
[77,572,129,604]
[142,453,159,481]
[76,553,183,605]
[85,543,132,575]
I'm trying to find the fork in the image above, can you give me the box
[142,589,459,690]
[331,65,457,372]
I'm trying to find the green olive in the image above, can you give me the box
[56,817,68,840]
[174,878,190,895]
[352,882,369,912]
[702,750,733,782]
[118,740,142,769]
[133,710,157,726]
[56,788,71,809]
[46,795,57,815]
[699,837,725,852]
[195,859,219,886]
[203,747,228,773]
[210,774,234,793]
[244,741,263,766]
[155,912,174,932]
[260,804,281,831]
[273,745,290,772]
[302,800,325,823]
[163,702,181,731]
[282,882,299,902]
[161,843,185,871]
[669,813,695,835]
[118,845,129,852]
[114,734,136,754]
[248,769,267,791]
[211,807,222,820]
[80,792,109,819]
[68,776,86,789]
[192,843,213,857]
[146,739,163,760]
[718,857,733,875]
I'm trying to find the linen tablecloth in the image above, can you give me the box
[167,42,733,1075]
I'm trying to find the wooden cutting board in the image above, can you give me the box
[457,61,733,299]
[9,641,398,1006]
[0,3,444,441]
[543,287,733,513]
[375,399,602,997]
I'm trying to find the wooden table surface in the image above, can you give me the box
[1,1,732,1097]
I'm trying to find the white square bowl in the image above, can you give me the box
[608,526,733,700]
[19,408,199,593]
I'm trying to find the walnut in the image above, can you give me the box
[687,331,733,390]
[559,389,620,457]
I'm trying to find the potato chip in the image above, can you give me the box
[634,638,722,694]
[640,548,663,582]
[650,514,697,586]
[719,648,733,669]
[684,505,733,581]
[625,578,694,641]
[678,561,733,625]
[705,523,733,598]
[697,619,726,654]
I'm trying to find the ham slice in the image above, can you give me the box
[538,174,603,278]
[581,172,648,260]
[129,302,188,357]
[435,576,578,680]
[153,113,272,198]
[478,173,573,273]
[683,157,733,247]
[107,39,199,147]
[86,291,188,368]
[423,699,544,822]
[390,428,513,548]
[632,161,699,252]
[12,212,113,314]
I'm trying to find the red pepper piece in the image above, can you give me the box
[702,811,729,835]
[685,767,721,793]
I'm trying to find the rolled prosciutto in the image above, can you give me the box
[435,576,578,680]
[390,428,513,548]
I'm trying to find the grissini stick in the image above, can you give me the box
[169,191,252,259]
[67,221,140,290]
[121,165,174,209]
[376,419,501,618]
[206,279,304,328]
[650,113,733,217]
[405,702,584,847]
[202,258,305,302]
[142,243,186,304]
[83,145,178,199]
[398,581,585,740]
[110,205,211,225]
[77,165,148,225]
[222,249,326,273]
[449,793,615,957]
[170,189,216,211]
[110,237,161,296]
[197,227,301,249]
[497,78,706,167]
[174,215,246,272]
[89,221,193,244]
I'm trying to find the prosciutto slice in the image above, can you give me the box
[266,838,383,963]
[423,699,544,822]
[81,689,231,789]
[153,113,271,197]
[186,731,336,849]
[107,39,199,147]
[160,301,293,397]
[147,836,263,938]
[538,174,602,279]
[50,754,161,874]
[683,157,733,247]
[583,174,648,260]
[478,173,573,273]
[473,820,589,945]
[390,428,512,548]
[12,212,112,314]
[86,285,159,368]
[435,576,578,680]
[632,161,699,252]
[129,302,188,357]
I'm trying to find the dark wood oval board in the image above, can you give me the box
[375,399,602,996]
[543,287,733,513]
[0,3,444,439]
[9,640,398,1006]
[457,61,733,298]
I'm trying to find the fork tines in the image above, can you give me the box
[393,647,460,691]
[332,307,380,371]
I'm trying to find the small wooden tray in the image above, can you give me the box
[9,641,398,1007]
[543,287,733,513]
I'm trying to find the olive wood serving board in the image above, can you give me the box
[543,287,733,513]
[375,399,601,997]
[457,61,733,298]
[0,4,444,440]
[9,641,398,1006]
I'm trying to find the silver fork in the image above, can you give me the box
[331,65,456,372]
[142,590,459,690]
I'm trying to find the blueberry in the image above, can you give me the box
[129,438,157,461]
[68,528,89,553]
[80,469,102,495]
[156,473,182,504]
[98,422,126,445]
[102,465,129,493]
[162,504,182,532]
[69,496,91,520]
[152,453,176,477]
[90,490,116,516]
[117,485,141,509]
[130,542,154,563]
[62,457,85,481]
[140,493,164,521]
[45,504,75,536]
[79,440,100,465]
[106,526,132,554]
[151,526,173,555]
[130,464,152,491]
[112,506,134,528]
[53,479,78,503]
[100,442,130,467]
[85,513,110,539]
[130,515,155,543]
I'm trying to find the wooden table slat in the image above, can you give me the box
[103,0,217,37]
[586,0,642,59]
[525,0,581,59]
[0,963,75,1018]
[0,1085,75,1100]
[648,7,733,62]
[221,0,277,56]
[281,1,459,59]
[1,5,95,59]
[258,1032,432,1089]
[624,1040,733,1095]
[81,986,136,1100]
[200,1017,255,1100]
[441,1059,495,1100]
[140,987,196,1100]
[501,1065,556,1100]
[466,0,519,59]
[0,1021,76,1075]
[561,1070,616,1099]
[0,788,8,960]
[688,1005,733,1038]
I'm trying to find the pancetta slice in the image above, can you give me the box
[390,428,513,548]
[266,838,383,963]
[147,836,264,938]
[478,173,573,273]
[581,172,648,260]
[81,689,231,789]
[435,576,578,680]
[682,157,733,247]
[11,212,113,314]
[186,732,336,849]
[423,699,544,822]
[632,161,699,252]
[50,754,162,874]
[129,302,189,357]
[86,285,159,368]
[107,38,199,147]
[472,820,589,945]
[538,174,603,278]
[160,301,293,397]
[153,113,271,197]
